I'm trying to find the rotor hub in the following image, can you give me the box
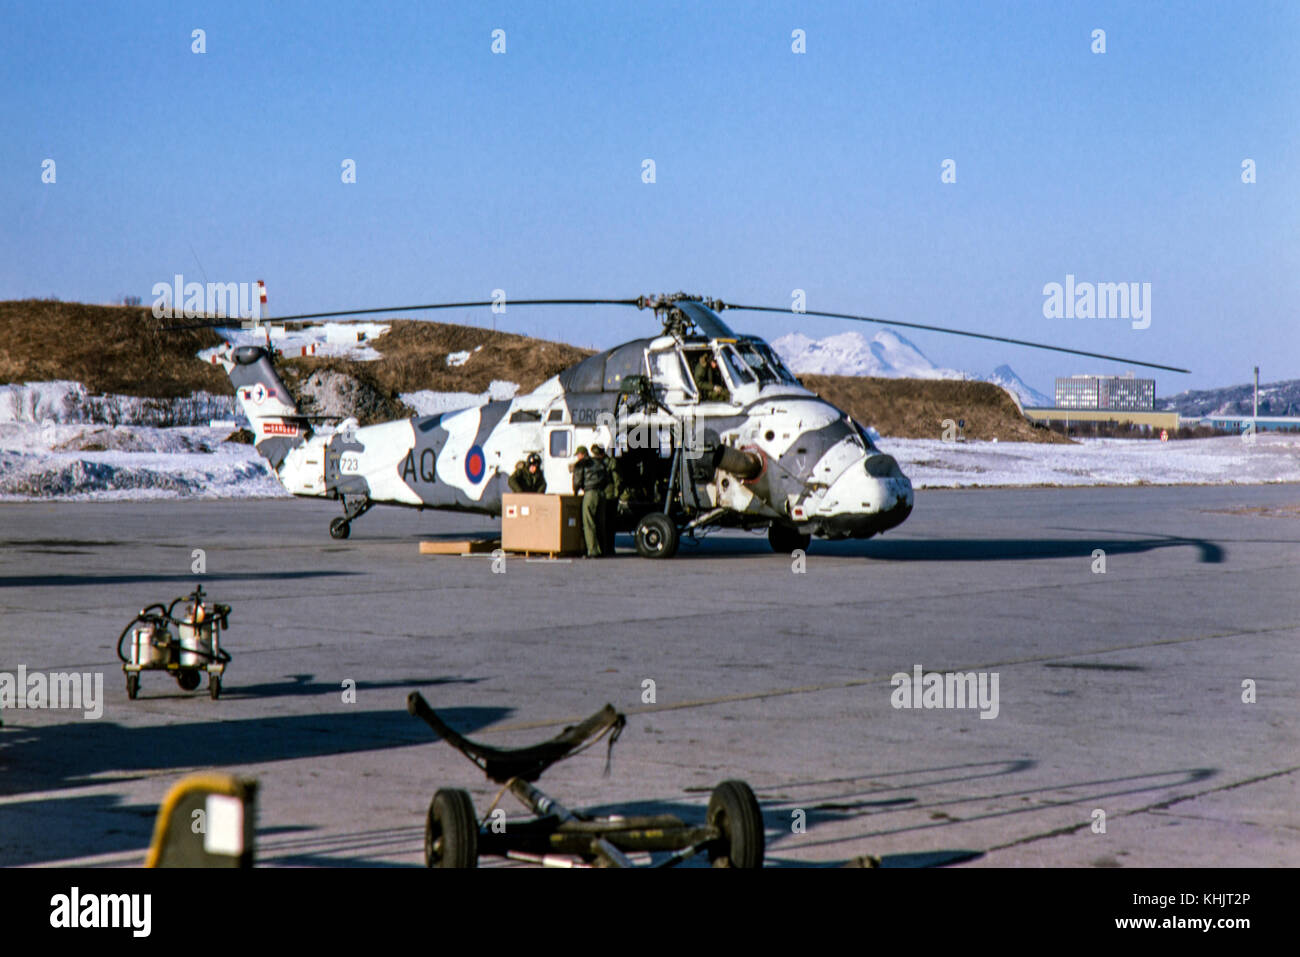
[635,292,729,338]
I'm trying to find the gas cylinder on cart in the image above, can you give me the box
[130,620,172,668]
[177,599,215,668]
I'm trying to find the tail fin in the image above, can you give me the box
[216,345,309,468]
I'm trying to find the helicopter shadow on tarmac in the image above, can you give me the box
[674,530,1225,564]
[0,569,360,589]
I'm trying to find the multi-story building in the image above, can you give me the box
[1054,374,1155,411]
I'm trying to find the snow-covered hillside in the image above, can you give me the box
[0,423,285,500]
[771,330,1051,407]
[0,381,235,426]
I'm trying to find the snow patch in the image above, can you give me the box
[401,380,520,416]
[446,345,482,367]
[0,381,235,426]
[883,434,1300,488]
[0,425,287,500]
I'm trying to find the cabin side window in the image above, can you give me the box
[549,429,572,458]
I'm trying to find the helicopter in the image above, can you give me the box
[201,292,1188,558]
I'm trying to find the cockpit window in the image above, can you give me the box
[684,347,731,403]
[720,345,757,386]
[736,339,799,385]
[650,346,696,397]
[848,417,879,452]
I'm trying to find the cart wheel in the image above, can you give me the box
[126,673,139,700]
[635,512,679,559]
[209,675,221,700]
[425,789,477,868]
[177,670,201,692]
[707,780,765,869]
[768,523,811,554]
[329,517,351,540]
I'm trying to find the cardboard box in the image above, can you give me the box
[501,493,584,555]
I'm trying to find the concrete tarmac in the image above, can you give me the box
[1,484,1297,867]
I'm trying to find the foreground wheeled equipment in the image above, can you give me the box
[146,773,257,868]
[407,692,765,868]
[117,586,232,700]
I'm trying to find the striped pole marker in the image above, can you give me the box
[255,280,272,347]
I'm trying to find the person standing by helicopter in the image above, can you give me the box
[593,444,618,555]
[570,445,610,558]
[508,452,547,493]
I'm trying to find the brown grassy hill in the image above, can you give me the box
[0,300,1059,441]
[0,299,227,397]
[0,300,591,402]
[280,319,593,396]
[801,373,1068,443]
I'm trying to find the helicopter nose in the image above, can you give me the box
[819,452,912,515]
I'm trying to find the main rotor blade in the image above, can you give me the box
[162,298,641,331]
[723,304,1190,374]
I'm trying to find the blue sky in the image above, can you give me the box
[2,1,1296,394]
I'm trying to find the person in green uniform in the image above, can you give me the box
[570,445,609,557]
[593,444,618,555]
[508,452,546,493]
[692,352,729,402]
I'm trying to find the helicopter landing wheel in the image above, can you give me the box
[635,512,679,559]
[329,517,351,540]
[768,524,811,554]
[126,673,139,700]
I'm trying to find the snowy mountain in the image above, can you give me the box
[772,330,965,380]
[771,330,1051,407]
[987,365,1052,407]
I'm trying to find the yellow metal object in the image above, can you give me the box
[145,773,256,868]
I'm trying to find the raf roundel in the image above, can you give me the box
[465,444,486,483]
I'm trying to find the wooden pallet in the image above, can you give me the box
[418,538,500,556]
[507,549,582,560]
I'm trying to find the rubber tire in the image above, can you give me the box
[177,670,201,692]
[707,780,765,869]
[329,517,351,540]
[635,512,679,559]
[768,523,811,554]
[209,675,221,700]
[126,673,139,700]
[425,789,478,868]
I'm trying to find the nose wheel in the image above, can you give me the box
[329,517,351,539]
[768,524,811,554]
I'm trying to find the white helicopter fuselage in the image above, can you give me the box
[220,324,914,542]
